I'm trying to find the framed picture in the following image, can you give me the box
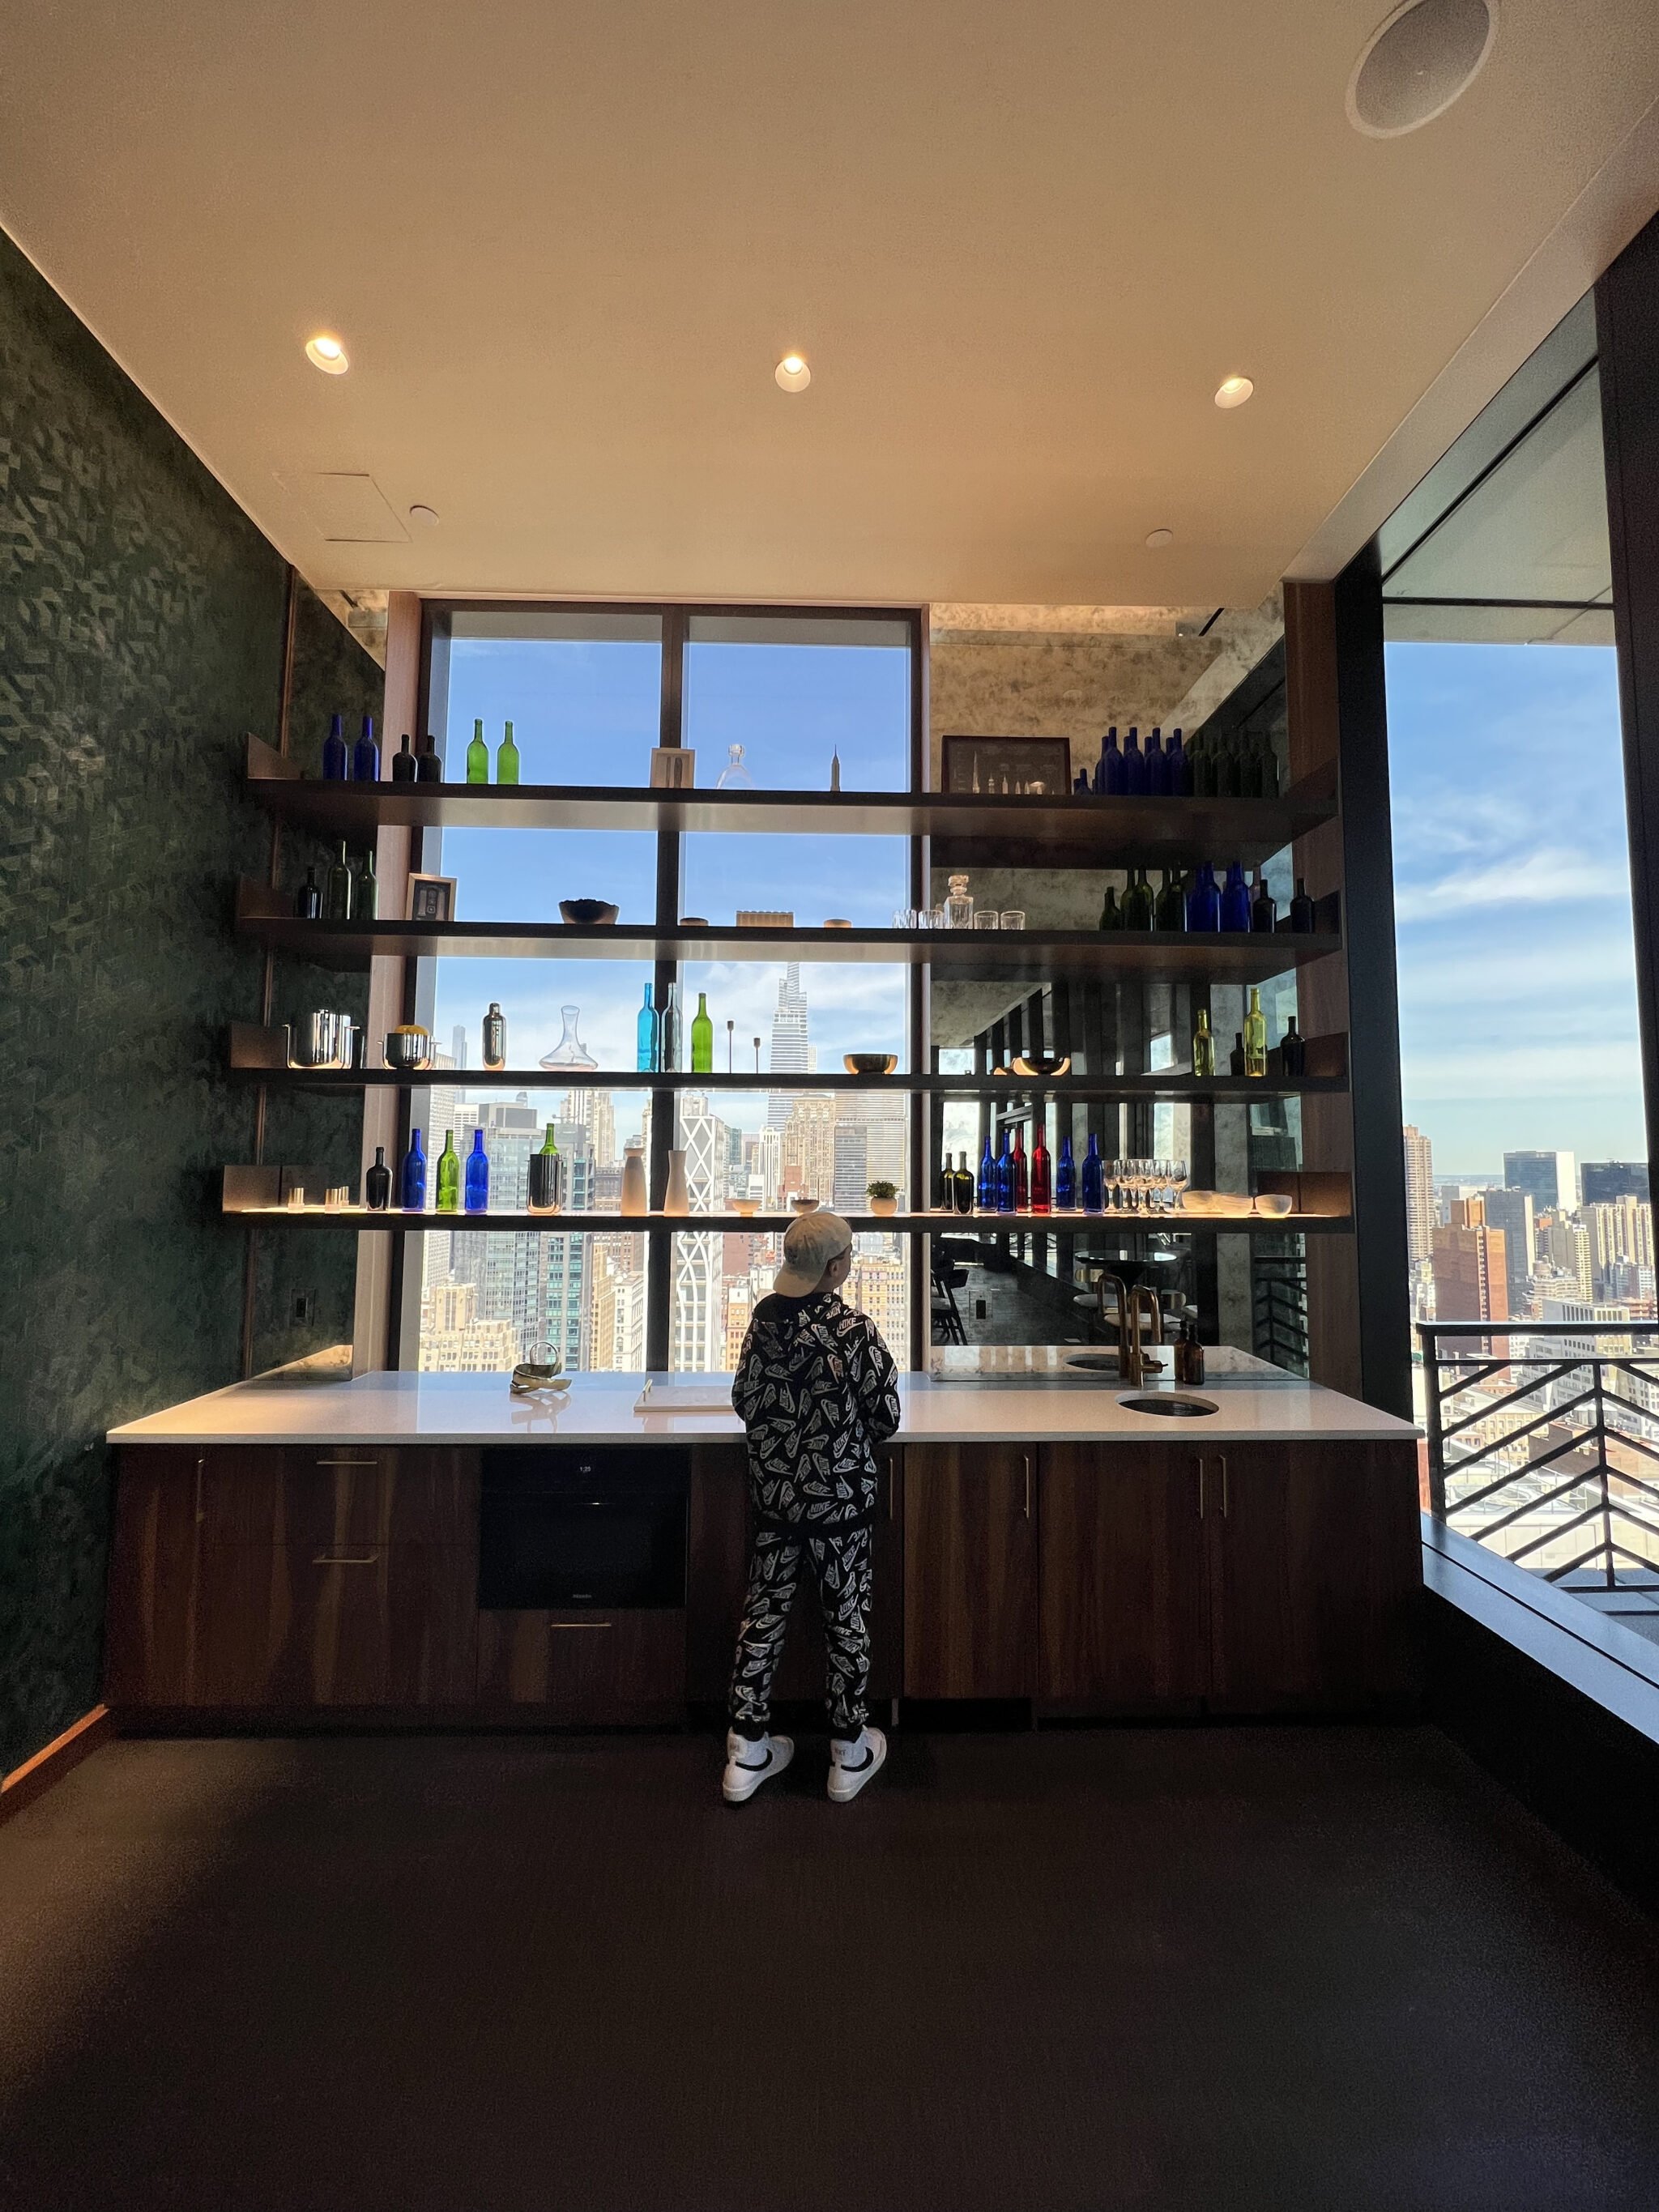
[406,873,457,923]
[650,745,697,790]
[941,735,1072,798]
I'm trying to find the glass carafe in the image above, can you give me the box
[944,873,975,930]
[542,1004,597,1070]
[716,742,757,790]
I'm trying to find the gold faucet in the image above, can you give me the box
[1100,1275,1165,1385]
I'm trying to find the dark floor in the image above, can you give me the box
[3,1726,1659,2212]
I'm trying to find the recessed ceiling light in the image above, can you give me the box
[408,504,440,528]
[1348,0,1495,139]
[1145,527,1175,549]
[775,352,812,393]
[1213,375,1254,410]
[305,332,349,375]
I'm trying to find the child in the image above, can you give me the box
[723,1210,901,1805]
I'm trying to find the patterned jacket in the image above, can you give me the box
[731,1290,902,1530]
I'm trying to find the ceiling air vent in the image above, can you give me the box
[280,471,412,543]
[1347,0,1496,139]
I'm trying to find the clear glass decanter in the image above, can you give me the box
[540,1004,597,1069]
[944,873,975,929]
[716,742,757,790]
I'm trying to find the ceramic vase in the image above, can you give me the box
[664,1149,690,1215]
[620,1142,648,1217]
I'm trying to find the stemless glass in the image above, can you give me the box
[1000,910,1026,931]
[972,910,1001,930]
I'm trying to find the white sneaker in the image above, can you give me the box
[722,1729,794,1804]
[827,1726,887,1803]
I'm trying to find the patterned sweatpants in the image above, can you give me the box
[728,1524,874,1741]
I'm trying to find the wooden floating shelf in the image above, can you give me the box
[221,1204,1354,1238]
[235,882,1341,983]
[246,736,1337,871]
[227,1023,1348,1102]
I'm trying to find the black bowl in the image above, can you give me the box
[560,899,620,926]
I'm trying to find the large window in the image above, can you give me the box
[408,607,915,1377]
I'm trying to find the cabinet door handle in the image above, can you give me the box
[316,1457,378,1468]
[1021,1453,1033,1519]
[1195,1456,1205,1519]
[888,1458,898,1523]
[548,1621,613,1631]
[1217,1454,1229,1517]
[313,1550,380,1566]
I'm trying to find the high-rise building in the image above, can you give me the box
[1431,1196,1508,1325]
[1482,1187,1536,1305]
[767,965,811,1129]
[783,1095,837,1207]
[1585,1196,1655,1292]
[1581,1161,1650,1205]
[1503,1150,1578,1215]
[1402,1125,1434,1277]
[1537,1210,1594,1304]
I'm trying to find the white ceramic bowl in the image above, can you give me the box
[1255,1192,1295,1217]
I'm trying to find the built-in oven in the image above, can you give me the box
[478,1447,689,1610]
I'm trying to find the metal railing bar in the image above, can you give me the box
[1457,1476,1610,1545]
[1439,1383,1597,1456]
[1435,1361,1587,1415]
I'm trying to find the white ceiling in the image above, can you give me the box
[2,1,1657,609]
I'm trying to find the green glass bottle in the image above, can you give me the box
[466,718,489,784]
[1192,1007,1215,1078]
[1191,731,1217,799]
[497,718,520,785]
[691,991,714,1073]
[324,839,353,922]
[355,849,377,920]
[1243,987,1268,1079]
[1124,868,1154,930]
[435,1131,461,1211]
[1098,884,1123,931]
[1154,867,1186,931]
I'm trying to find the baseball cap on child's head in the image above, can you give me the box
[774,1211,855,1297]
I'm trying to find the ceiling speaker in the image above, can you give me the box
[1347,0,1496,138]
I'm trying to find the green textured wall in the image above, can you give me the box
[0,228,379,1775]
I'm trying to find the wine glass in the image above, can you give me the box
[1168,1158,1189,1213]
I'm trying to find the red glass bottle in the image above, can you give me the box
[1030,1128,1052,1213]
[1010,1127,1030,1212]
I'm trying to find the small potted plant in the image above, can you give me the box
[866,1178,900,1217]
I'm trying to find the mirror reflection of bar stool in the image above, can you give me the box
[931,1254,969,1345]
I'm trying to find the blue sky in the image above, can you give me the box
[429,635,911,1129]
[1385,641,1644,1175]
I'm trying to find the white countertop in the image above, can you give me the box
[109,1366,1420,1447]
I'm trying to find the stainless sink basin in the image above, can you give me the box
[1117,1393,1218,1417]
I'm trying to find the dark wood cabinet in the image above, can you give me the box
[475,1610,686,1721]
[903,1444,1037,1698]
[1203,1441,1422,1712]
[104,1447,203,1707]
[1038,1443,1209,1715]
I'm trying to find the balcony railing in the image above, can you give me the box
[1418,1321,1659,1616]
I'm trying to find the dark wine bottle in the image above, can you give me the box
[1219,861,1252,932]
[365,1145,391,1211]
[1154,868,1187,931]
[1124,868,1154,930]
[1229,1032,1247,1078]
[954,1153,975,1215]
[324,841,353,922]
[1217,734,1242,799]
[1080,1132,1104,1213]
[355,850,377,920]
[1121,726,1147,797]
[1280,1017,1307,1078]
[1145,727,1168,797]
[528,1126,564,1213]
[322,713,348,781]
[390,732,418,784]
[295,868,322,920]
[1240,732,1265,799]
[1056,1134,1076,1210]
[1250,870,1277,932]
[416,732,444,783]
[1095,727,1124,796]
[1288,877,1317,932]
[352,715,379,782]
[1098,884,1124,931]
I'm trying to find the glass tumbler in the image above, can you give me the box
[1000,910,1026,930]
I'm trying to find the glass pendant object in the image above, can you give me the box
[541,1004,597,1070]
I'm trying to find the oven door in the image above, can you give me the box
[478,1449,689,1610]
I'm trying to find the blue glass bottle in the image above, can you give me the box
[996,1133,1014,1213]
[1080,1132,1104,1213]
[400,1127,427,1211]
[1219,860,1252,932]
[1186,863,1222,931]
[1093,727,1121,795]
[1073,767,1090,795]
[352,714,379,782]
[1145,727,1169,797]
[978,1136,999,1212]
[1056,1134,1076,1211]
[1166,727,1189,796]
[1121,726,1147,796]
[463,1128,489,1213]
[636,982,659,1072]
[322,713,348,781]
